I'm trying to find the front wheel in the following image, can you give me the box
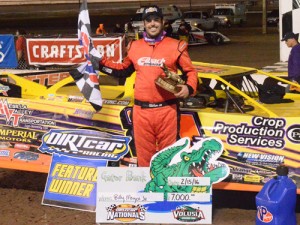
[211,34,224,45]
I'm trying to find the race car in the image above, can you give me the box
[172,26,230,46]
[0,62,300,194]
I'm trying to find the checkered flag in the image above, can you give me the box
[69,0,102,112]
[106,204,117,212]
[137,204,147,212]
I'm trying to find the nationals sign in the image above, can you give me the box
[26,36,124,65]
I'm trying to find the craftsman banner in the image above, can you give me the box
[26,36,124,66]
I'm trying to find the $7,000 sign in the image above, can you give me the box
[96,167,212,224]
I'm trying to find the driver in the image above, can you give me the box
[97,5,198,167]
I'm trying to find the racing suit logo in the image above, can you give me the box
[137,57,165,67]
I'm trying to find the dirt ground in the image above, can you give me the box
[0,23,299,225]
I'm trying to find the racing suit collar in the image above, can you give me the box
[143,31,166,44]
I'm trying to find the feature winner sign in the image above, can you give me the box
[42,129,131,211]
[96,137,229,224]
[26,36,124,66]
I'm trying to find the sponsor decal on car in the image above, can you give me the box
[231,167,252,174]
[237,152,284,167]
[0,150,10,157]
[14,151,39,161]
[286,125,300,143]
[68,95,85,102]
[39,129,131,160]
[21,71,70,86]
[231,173,243,181]
[213,117,286,149]
[74,108,94,119]
[0,127,38,143]
[243,174,263,183]
[102,99,130,106]
[0,100,33,126]
[14,143,31,150]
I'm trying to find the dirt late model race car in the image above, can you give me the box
[0,62,300,193]
[172,26,230,46]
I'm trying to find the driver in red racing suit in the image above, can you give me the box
[98,5,198,167]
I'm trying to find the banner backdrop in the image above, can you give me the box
[26,36,124,66]
[0,35,18,68]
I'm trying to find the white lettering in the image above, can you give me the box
[106,44,115,57]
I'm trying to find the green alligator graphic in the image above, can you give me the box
[144,137,229,195]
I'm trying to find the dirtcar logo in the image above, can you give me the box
[106,204,146,222]
[39,129,131,160]
[172,206,205,222]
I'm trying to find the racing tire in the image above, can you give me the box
[211,34,224,45]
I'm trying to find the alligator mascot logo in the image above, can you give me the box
[144,137,229,196]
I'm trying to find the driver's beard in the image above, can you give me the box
[144,29,164,42]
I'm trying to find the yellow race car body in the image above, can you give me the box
[0,61,299,193]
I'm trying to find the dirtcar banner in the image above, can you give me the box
[96,137,229,224]
[26,36,124,65]
[0,35,18,68]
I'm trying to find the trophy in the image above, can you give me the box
[155,64,185,94]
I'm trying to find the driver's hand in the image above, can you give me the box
[290,80,300,92]
[174,84,189,98]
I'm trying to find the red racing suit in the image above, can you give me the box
[99,36,198,167]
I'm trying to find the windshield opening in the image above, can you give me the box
[213,9,233,15]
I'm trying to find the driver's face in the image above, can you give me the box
[144,16,163,38]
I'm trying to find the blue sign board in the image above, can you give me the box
[0,35,18,68]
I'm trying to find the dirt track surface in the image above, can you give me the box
[188,26,280,69]
[1,25,299,225]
